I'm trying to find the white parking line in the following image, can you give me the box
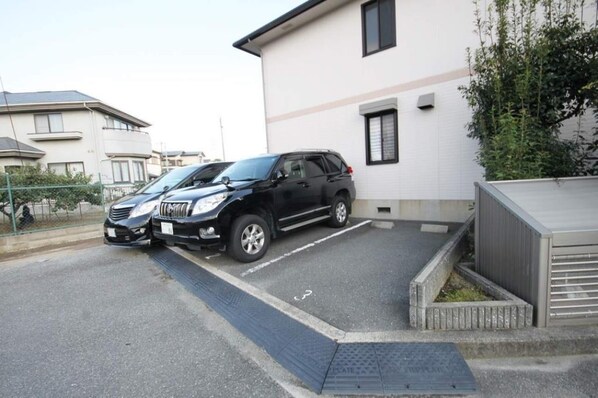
[240,220,372,277]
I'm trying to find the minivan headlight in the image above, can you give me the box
[192,192,228,215]
[129,199,159,218]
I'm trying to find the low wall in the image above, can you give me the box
[421,264,533,330]
[0,224,103,255]
[410,215,473,328]
[409,216,534,330]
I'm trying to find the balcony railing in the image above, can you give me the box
[103,129,152,158]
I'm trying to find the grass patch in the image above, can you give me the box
[435,271,494,303]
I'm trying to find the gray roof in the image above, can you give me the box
[162,150,204,157]
[490,177,598,233]
[0,90,150,127]
[0,91,98,106]
[0,137,46,155]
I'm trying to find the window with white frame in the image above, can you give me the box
[365,110,398,165]
[112,160,130,183]
[34,113,64,133]
[106,117,136,131]
[132,161,145,182]
[48,162,85,176]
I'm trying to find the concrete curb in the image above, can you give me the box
[410,215,473,329]
[165,245,598,359]
[0,224,103,255]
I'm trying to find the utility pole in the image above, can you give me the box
[161,142,169,173]
[219,117,226,161]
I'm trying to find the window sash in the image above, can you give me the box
[49,114,64,132]
[132,161,145,182]
[48,162,84,176]
[112,161,130,183]
[366,111,398,165]
[362,0,396,56]
[35,114,63,133]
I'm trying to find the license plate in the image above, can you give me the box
[161,222,174,235]
[107,228,116,238]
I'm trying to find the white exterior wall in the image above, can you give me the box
[0,109,151,184]
[260,0,485,221]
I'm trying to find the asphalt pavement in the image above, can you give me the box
[189,219,459,331]
[0,244,299,397]
[2,240,598,397]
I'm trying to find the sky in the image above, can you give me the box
[0,0,303,161]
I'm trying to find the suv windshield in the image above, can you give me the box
[137,166,199,194]
[215,155,278,182]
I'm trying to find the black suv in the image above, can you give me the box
[104,162,231,247]
[151,151,356,262]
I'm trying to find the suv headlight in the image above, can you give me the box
[129,199,159,218]
[192,192,228,215]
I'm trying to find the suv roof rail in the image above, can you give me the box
[293,148,334,153]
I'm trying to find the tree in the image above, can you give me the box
[0,166,102,217]
[461,0,598,180]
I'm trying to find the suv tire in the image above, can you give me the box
[329,195,349,228]
[228,214,271,263]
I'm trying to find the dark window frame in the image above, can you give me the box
[365,110,399,165]
[361,0,396,57]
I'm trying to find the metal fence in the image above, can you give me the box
[0,173,140,237]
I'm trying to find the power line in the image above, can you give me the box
[0,76,24,167]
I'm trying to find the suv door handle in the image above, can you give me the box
[298,182,310,188]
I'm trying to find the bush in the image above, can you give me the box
[0,166,102,217]
[461,0,598,180]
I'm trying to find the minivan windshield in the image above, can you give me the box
[215,155,278,182]
[137,166,199,194]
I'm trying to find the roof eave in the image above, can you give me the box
[232,0,328,57]
[0,101,151,128]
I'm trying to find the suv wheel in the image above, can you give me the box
[329,195,348,228]
[228,214,271,263]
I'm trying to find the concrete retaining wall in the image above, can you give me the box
[409,216,533,330]
[422,264,533,330]
[410,215,472,328]
[0,224,103,255]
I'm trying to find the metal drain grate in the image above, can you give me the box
[148,247,477,395]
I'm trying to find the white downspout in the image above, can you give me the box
[83,102,103,182]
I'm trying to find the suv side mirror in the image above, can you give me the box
[274,169,288,181]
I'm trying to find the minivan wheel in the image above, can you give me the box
[329,195,348,228]
[228,214,271,263]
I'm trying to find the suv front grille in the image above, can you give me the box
[159,201,190,218]
[110,205,134,221]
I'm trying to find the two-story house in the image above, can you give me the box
[0,90,152,185]
[235,0,596,223]
[234,0,485,222]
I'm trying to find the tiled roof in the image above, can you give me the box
[162,151,205,157]
[0,90,98,106]
[0,137,44,153]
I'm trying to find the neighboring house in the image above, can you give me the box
[0,90,152,185]
[147,149,163,179]
[234,0,484,222]
[161,150,206,171]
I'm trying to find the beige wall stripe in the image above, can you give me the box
[266,67,470,124]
